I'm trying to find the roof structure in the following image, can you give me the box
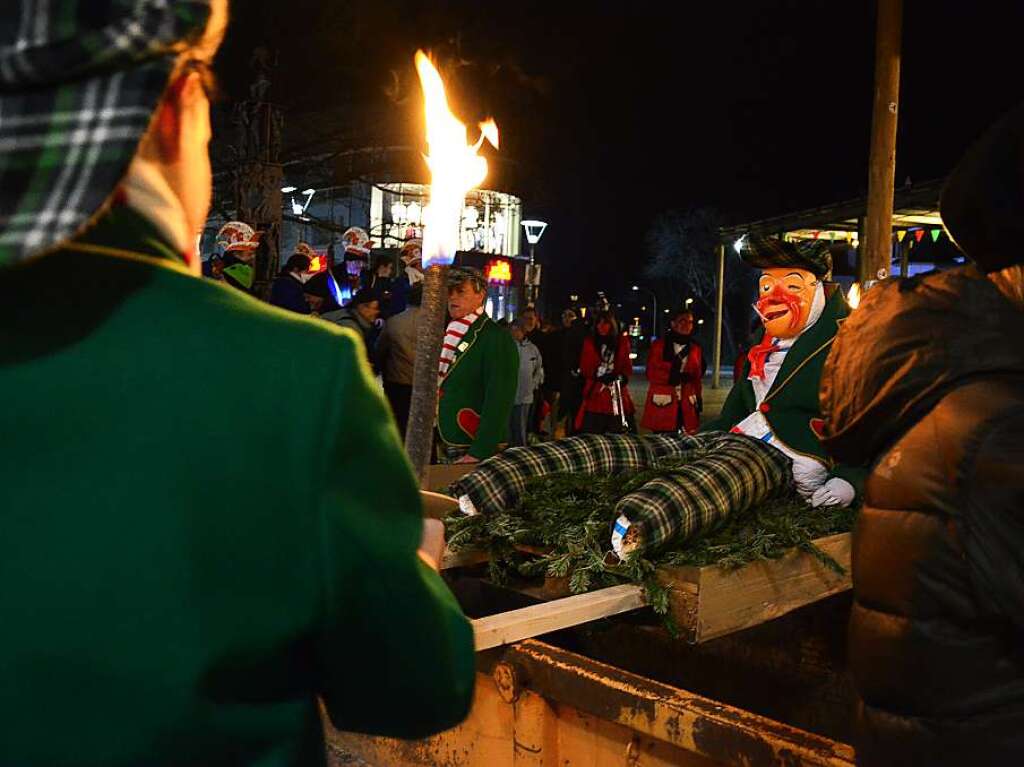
[720,178,945,242]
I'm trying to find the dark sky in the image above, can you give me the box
[214,1,1024,305]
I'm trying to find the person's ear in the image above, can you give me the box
[154,71,205,164]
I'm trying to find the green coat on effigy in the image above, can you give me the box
[437,314,519,460]
[704,285,867,496]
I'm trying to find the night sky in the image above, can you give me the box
[215,1,1024,307]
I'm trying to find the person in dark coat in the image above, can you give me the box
[820,102,1024,766]
[268,252,311,314]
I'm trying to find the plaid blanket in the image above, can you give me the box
[448,433,701,515]
[616,432,793,550]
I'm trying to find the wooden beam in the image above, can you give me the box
[862,0,903,283]
[472,584,646,651]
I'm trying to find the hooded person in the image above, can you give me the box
[609,236,865,557]
[820,103,1024,766]
[0,2,474,763]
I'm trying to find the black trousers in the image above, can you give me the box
[580,411,636,435]
[384,380,413,439]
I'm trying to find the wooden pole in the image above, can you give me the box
[711,242,725,389]
[404,264,448,486]
[861,0,903,284]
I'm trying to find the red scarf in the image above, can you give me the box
[747,335,780,380]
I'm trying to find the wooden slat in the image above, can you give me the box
[660,533,852,643]
[440,547,490,571]
[472,584,647,651]
[423,464,475,492]
[420,490,459,520]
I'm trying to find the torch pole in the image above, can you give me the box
[404,264,449,487]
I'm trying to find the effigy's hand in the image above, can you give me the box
[810,477,855,508]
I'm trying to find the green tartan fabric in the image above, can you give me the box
[449,433,701,515]
[616,432,793,550]
[0,1,214,267]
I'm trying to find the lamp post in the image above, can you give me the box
[521,219,547,306]
[631,284,658,338]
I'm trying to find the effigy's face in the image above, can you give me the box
[756,267,818,339]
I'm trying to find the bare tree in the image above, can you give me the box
[644,208,756,363]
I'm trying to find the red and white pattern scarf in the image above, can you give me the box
[438,310,481,381]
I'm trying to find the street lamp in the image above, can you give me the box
[522,219,547,305]
[631,284,658,337]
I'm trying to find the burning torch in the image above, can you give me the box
[404,51,499,485]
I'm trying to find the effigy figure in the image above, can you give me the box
[449,236,864,557]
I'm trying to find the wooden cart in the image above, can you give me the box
[331,464,858,765]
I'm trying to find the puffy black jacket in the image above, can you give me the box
[820,268,1024,765]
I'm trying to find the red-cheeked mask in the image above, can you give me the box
[754,267,819,340]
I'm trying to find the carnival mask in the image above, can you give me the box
[755,267,819,339]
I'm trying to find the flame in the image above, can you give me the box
[847,282,862,309]
[415,51,498,267]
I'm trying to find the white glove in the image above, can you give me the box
[810,478,856,508]
[458,494,479,516]
[651,394,673,407]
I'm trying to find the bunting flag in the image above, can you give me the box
[931,229,942,242]
[914,229,925,242]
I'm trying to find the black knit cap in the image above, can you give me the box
[740,235,832,278]
[940,101,1024,273]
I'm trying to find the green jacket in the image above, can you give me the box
[704,286,867,495]
[437,314,519,460]
[0,207,474,766]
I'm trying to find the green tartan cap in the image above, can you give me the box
[0,1,216,268]
[741,235,833,278]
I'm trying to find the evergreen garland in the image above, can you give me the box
[445,459,857,628]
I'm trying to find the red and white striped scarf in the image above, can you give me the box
[438,310,481,380]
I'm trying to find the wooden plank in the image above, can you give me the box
[440,546,490,571]
[423,463,475,492]
[660,533,851,643]
[420,490,458,519]
[473,583,647,651]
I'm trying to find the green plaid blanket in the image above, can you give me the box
[449,433,702,516]
[616,432,793,549]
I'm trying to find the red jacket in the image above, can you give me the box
[576,333,635,428]
[641,338,703,433]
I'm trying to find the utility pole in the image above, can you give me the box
[711,243,725,389]
[861,0,903,285]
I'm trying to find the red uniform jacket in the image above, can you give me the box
[641,338,703,434]
[575,333,635,429]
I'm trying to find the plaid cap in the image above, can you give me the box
[0,1,215,268]
[447,265,487,292]
[741,235,832,278]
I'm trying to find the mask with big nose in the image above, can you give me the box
[754,267,818,339]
